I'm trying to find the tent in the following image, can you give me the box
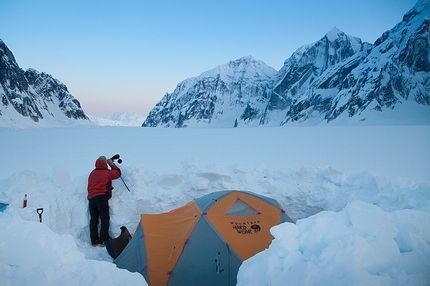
[113,190,294,286]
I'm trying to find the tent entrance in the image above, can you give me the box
[225,198,260,216]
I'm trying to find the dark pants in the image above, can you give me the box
[89,195,110,243]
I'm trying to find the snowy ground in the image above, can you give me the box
[0,125,429,285]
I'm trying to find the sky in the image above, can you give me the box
[0,0,418,117]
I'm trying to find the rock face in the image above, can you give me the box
[143,0,430,127]
[0,39,89,127]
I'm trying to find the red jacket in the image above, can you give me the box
[87,159,121,200]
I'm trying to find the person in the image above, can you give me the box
[87,155,121,247]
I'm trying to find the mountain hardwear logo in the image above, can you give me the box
[250,224,261,232]
[231,221,261,234]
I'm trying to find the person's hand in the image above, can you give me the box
[107,158,114,166]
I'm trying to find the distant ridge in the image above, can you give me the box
[89,111,146,127]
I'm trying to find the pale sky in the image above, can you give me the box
[0,0,417,117]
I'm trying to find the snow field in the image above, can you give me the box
[0,125,429,285]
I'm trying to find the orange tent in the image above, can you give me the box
[113,190,294,285]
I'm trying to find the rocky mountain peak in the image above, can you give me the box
[143,56,277,128]
[0,39,89,128]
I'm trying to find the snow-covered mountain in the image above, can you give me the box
[143,56,277,128]
[143,0,430,128]
[0,39,90,128]
[262,27,372,125]
[268,0,430,126]
[89,111,146,127]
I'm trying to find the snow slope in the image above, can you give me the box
[0,126,429,285]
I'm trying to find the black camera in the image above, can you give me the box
[111,154,122,164]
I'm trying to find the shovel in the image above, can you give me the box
[36,208,43,223]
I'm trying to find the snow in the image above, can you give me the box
[88,111,146,127]
[238,201,430,285]
[0,125,429,285]
[0,102,94,129]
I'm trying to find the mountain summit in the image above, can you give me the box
[143,1,430,127]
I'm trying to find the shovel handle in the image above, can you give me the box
[36,208,43,222]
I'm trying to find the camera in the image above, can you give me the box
[111,154,122,164]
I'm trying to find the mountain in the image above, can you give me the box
[143,56,277,128]
[0,39,90,128]
[143,0,430,127]
[88,111,146,127]
[267,0,430,126]
[262,27,372,125]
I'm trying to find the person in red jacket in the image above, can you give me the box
[87,156,121,246]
